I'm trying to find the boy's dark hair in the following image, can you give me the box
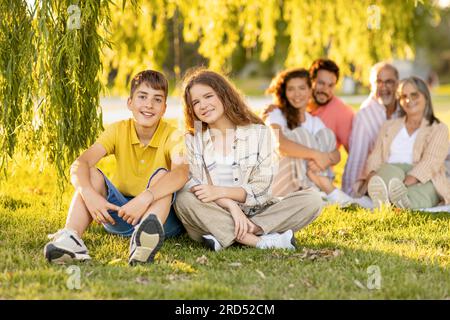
[130,70,168,99]
[309,58,340,82]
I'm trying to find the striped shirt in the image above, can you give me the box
[184,123,279,215]
[342,96,401,196]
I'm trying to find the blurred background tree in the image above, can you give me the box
[102,0,441,94]
[0,0,447,185]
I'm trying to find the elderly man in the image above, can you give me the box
[342,62,402,196]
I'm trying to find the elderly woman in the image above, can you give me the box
[355,76,450,209]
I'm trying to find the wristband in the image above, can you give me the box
[146,188,155,201]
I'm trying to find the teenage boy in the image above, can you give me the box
[44,70,188,265]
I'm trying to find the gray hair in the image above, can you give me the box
[369,62,399,86]
[397,76,439,125]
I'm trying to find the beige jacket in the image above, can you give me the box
[354,117,450,204]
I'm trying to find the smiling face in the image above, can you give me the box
[189,83,226,125]
[285,77,312,110]
[398,82,427,119]
[373,67,398,107]
[127,83,166,129]
[312,69,337,105]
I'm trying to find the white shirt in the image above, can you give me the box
[266,108,326,135]
[388,126,418,165]
[214,151,236,187]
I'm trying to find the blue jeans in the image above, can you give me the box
[98,167,185,238]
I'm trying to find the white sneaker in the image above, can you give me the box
[388,178,411,209]
[44,228,91,264]
[202,234,223,251]
[256,230,296,250]
[326,189,354,207]
[368,175,389,208]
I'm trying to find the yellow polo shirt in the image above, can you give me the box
[96,118,185,197]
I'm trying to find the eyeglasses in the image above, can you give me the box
[398,91,421,103]
[376,79,396,87]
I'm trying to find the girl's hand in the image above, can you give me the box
[312,151,331,171]
[307,160,322,173]
[191,185,224,202]
[229,206,249,241]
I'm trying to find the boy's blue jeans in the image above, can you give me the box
[98,167,185,238]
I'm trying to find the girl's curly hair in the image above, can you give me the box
[182,68,264,134]
[266,68,311,130]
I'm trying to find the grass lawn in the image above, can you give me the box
[0,96,449,299]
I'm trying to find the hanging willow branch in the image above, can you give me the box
[37,0,107,191]
[0,0,36,176]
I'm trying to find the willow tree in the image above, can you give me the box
[32,0,108,189]
[0,0,36,175]
[101,0,169,95]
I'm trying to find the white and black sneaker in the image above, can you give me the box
[44,228,91,264]
[202,234,223,251]
[129,214,165,265]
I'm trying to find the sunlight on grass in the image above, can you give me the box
[0,96,449,299]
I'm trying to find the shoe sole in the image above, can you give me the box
[129,215,164,265]
[389,179,411,208]
[44,244,91,264]
[368,176,389,208]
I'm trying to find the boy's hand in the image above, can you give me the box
[118,191,153,226]
[191,185,224,202]
[81,190,119,225]
[261,104,278,121]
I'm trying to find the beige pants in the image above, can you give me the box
[272,127,336,196]
[174,189,323,248]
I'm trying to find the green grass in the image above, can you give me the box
[0,96,449,299]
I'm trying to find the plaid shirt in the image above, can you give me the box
[184,123,279,215]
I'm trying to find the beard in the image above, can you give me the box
[313,91,332,106]
[376,93,395,107]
